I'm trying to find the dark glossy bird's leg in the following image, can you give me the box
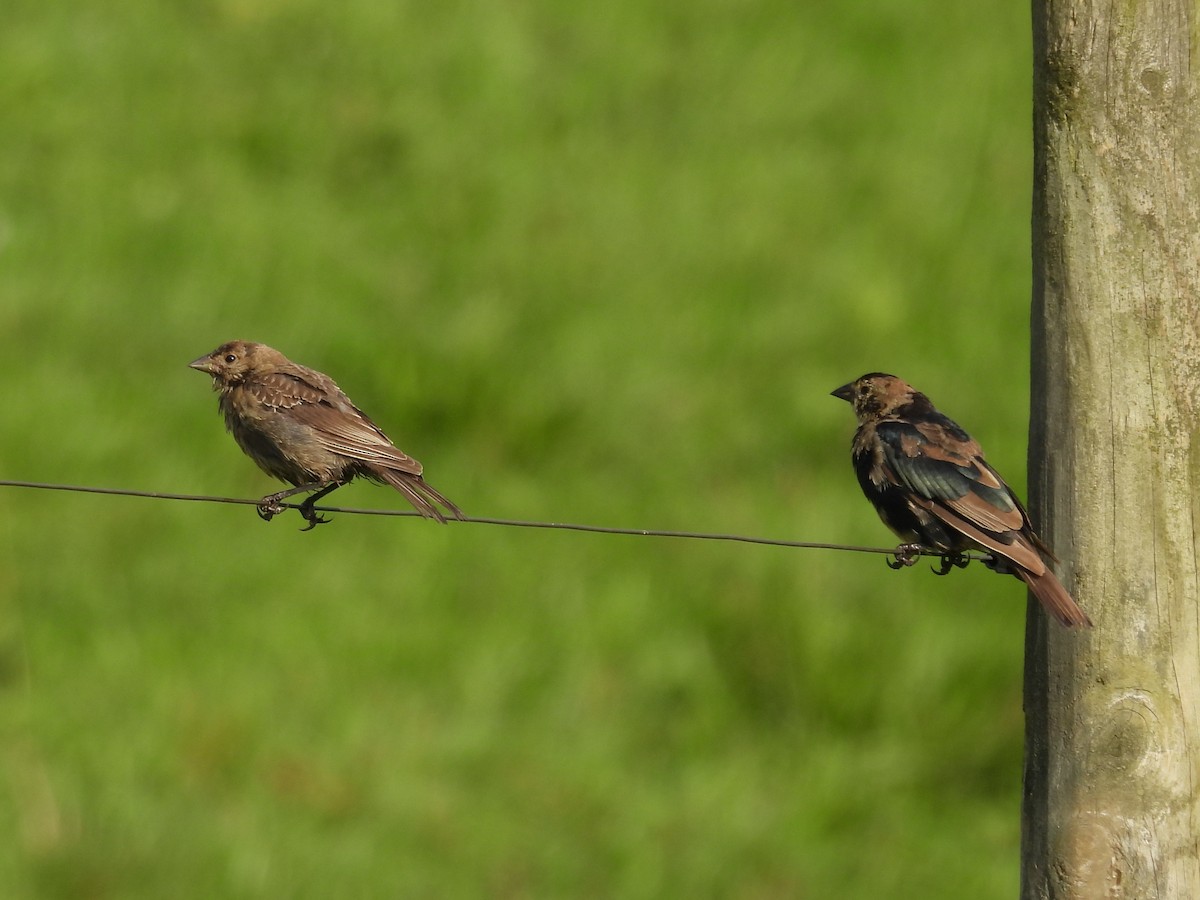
[980,554,1013,575]
[257,482,330,522]
[932,551,972,576]
[296,480,347,531]
[887,543,924,569]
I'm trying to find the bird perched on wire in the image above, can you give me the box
[832,373,1091,628]
[190,340,463,530]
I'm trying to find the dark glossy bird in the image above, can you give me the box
[832,373,1091,628]
[190,340,463,530]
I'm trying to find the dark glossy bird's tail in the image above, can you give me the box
[374,468,465,523]
[1016,567,1092,628]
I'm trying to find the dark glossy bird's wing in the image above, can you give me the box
[876,419,1045,572]
[246,371,424,475]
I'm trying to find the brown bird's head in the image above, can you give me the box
[832,373,922,422]
[189,341,283,388]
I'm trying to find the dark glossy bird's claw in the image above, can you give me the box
[932,551,971,576]
[980,554,1013,575]
[887,543,924,570]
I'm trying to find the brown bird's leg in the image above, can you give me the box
[295,480,348,531]
[257,482,336,523]
[887,543,924,569]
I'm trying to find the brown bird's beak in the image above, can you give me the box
[188,355,216,374]
[831,382,855,402]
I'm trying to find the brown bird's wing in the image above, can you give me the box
[877,419,1046,574]
[246,371,424,475]
[243,369,325,410]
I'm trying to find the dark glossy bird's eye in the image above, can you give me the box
[224,354,237,363]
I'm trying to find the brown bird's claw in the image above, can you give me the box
[887,543,924,570]
[297,500,331,531]
[932,552,971,576]
[257,495,288,522]
[298,511,331,531]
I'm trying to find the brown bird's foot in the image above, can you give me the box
[257,493,290,522]
[300,511,333,532]
[887,543,924,569]
[297,498,331,531]
[932,551,971,576]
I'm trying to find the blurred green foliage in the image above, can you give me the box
[0,0,1037,896]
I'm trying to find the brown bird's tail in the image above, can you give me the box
[373,467,465,523]
[1015,566,1092,628]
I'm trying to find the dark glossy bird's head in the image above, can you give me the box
[832,373,918,421]
[189,340,283,387]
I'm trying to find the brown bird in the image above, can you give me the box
[190,340,463,530]
[832,373,1091,628]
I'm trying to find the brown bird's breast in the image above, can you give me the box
[219,384,351,486]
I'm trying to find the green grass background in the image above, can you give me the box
[1,1,1037,896]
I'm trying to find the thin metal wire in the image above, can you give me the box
[0,478,981,558]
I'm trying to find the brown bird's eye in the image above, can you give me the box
[224,354,237,363]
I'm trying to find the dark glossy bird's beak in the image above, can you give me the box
[189,355,216,374]
[831,382,855,402]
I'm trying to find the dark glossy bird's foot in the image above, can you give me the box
[257,493,289,522]
[980,554,1013,575]
[932,551,971,576]
[887,543,924,569]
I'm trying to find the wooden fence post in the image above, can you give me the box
[1023,0,1200,896]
